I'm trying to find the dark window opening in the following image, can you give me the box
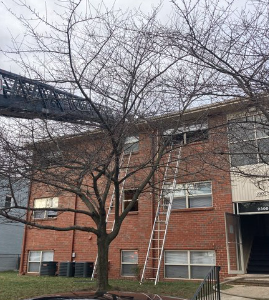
[123,190,138,211]
[5,195,12,208]
[164,125,208,146]
[186,129,208,143]
[171,133,184,145]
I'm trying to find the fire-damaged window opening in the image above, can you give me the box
[163,121,208,145]
[123,189,138,212]
[33,197,59,219]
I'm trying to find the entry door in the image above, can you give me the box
[225,213,244,274]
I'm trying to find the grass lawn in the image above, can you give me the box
[0,271,224,300]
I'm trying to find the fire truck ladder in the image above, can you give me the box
[91,152,132,280]
[140,145,182,285]
[0,68,112,124]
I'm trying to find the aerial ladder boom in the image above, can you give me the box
[0,69,111,123]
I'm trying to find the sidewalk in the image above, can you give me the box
[220,275,269,300]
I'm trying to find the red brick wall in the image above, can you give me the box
[21,114,233,280]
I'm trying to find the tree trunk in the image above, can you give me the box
[96,235,109,293]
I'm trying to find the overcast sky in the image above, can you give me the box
[0,0,250,74]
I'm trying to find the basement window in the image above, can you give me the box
[33,197,59,219]
[123,189,138,212]
[121,250,138,277]
[28,250,54,273]
[164,250,215,279]
[123,136,139,154]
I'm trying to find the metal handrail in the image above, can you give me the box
[191,266,221,300]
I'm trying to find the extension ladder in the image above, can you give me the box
[140,145,182,285]
[91,152,132,280]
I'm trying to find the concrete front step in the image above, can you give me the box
[232,278,269,286]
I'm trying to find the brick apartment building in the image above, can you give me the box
[19,99,269,281]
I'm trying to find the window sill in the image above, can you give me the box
[32,217,57,221]
[26,272,39,275]
[166,140,209,148]
[127,211,139,215]
[171,207,214,213]
[123,151,139,156]
[164,277,203,281]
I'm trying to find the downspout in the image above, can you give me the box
[151,129,158,273]
[151,130,157,230]
[19,179,33,274]
[70,194,78,261]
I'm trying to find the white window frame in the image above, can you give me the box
[164,250,216,279]
[165,181,212,209]
[121,250,138,277]
[27,250,54,273]
[123,136,139,154]
[33,197,59,219]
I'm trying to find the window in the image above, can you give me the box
[121,250,138,276]
[164,250,216,279]
[28,250,54,273]
[33,197,58,219]
[164,122,208,145]
[123,190,138,211]
[36,149,63,168]
[229,115,269,166]
[165,182,212,209]
[123,136,139,154]
[4,195,12,208]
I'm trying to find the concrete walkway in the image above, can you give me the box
[220,275,269,300]
[221,286,269,299]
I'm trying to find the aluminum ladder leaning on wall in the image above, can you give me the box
[140,144,182,285]
[91,152,132,280]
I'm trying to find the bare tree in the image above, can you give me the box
[0,0,218,292]
[167,0,269,183]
